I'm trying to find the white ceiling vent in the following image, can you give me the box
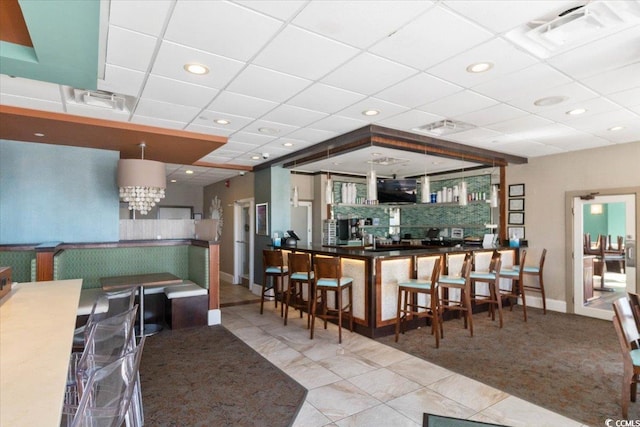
[506,1,640,58]
[63,87,132,113]
[413,119,476,136]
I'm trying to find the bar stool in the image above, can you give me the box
[437,253,473,337]
[395,256,442,348]
[470,250,504,328]
[500,249,528,321]
[261,249,288,316]
[285,252,314,327]
[310,256,353,344]
[520,248,547,314]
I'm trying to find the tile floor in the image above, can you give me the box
[220,283,586,427]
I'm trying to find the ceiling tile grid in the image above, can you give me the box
[2,0,640,187]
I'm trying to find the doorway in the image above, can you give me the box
[572,193,636,320]
[234,198,254,288]
[291,201,312,246]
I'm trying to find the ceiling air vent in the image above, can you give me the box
[413,119,475,136]
[64,87,132,113]
[367,156,409,166]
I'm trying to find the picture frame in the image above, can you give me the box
[256,203,269,236]
[508,198,525,211]
[508,183,525,197]
[508,212,525,225]
[508,226,525,239]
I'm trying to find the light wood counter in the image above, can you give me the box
[1,279,82,426]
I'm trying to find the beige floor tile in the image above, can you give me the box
[334,403,419,427]
[347,367,422,402]
[282,356,343,390]
[306,380,382,422]
[291,402,332,427]
[386,388,476,425]
[428,373,509,411]
[317,352,381,379]
[387,355,453,387]
[477,395,583,427]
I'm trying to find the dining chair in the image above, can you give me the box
[612,297,640,418]
[310,255,353,344]
[285,252,314,327]
[628,292,640,329]
[395,256,442,348]
[437,252,473,338]
[261,249,288,316]
[499,249,528,321]
[515,248,547,313]
[469,250,504,328]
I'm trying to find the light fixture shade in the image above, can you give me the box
[367,170,377,201]
[325,176,333,205]
[118,159,166,215]
[458,181,468,206]
[490,185,499,208]
[292,186,299,207]
[421,176,431,203]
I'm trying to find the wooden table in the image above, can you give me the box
[1,279,82,427]
[100,272,183,336]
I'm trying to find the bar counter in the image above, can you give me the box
[278,244,520,337]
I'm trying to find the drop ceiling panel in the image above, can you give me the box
[453,103,528,127]
[130,115,189,130]
[418,90,497,117]
[151,41,245,90]
[165,1,283,61]
[98,65,145,97]
[226,65,311,103]
[185,124,234,137]
[608,87,640,109]
[492,140,563,157]
[485,115,555,134]
[369,5,494,70]
[134,98,201,123]
[0,94,63,113]
[260,104,328,128]
[307,115,368,134]
[292,0,434,48]
[229,131,279,147]
[337,98,410,122]
[193,111,254,131]
[565,109,640,133]
[581,62,640,95]
[285,127,339,144]
[253,26,359,80]
[206,91,278,119]
[534,98,621,123]
[0,76,61,101]
[378,110,444,131]
[543,133,612,152]
[235,0,306,21]
[64,104,131,122]
[108,0,172,37]
[105,26,157,72]
[321,53,417,95]
[375,73,462,108]
[240,119,299,138]
[140,75,218,109]
[288,83,366,114]
[506,82,599,114]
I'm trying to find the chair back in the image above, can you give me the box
[314,256,341,281]
[70,337,146,427]
[105,287,136,318]
[288,252,311,275]
[460,253,472,283]
[538,248,547,271]
[628,292,640,329]
[263,249,284,269]
[613,297,640,349]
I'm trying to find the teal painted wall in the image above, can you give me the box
[608,202,626,240]
[0,140,119,244]
[583,202,626,245]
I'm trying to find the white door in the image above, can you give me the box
[573,194,636,320]
[291,201,312,246]
[234,198,254,288]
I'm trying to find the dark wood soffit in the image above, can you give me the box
[269,125,527,170]
[0,105,227,165]
[0,0,33,47]
[193,161,253,172]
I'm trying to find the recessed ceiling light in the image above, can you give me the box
[608,125,625,131]
[34,132,45,137]
[466,62,494,73]
[214,119,230,125]
[183,63,209,75]
[185,170,194,174]
[566,108,587,115]
[362,109,380,116]
[533,96,568,107]
[258,127,279,135]
[282,142,293,147]
[251,155,261,160]
[170,179,177,183]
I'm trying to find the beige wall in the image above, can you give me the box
[507,140,640,312]
[203,173,255,278]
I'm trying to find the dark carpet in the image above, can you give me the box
[139,325,307,427]
[376,306,639,427]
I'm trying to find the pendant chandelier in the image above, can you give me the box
[117,143,166,215]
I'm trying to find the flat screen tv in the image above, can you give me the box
[377,179,417,204]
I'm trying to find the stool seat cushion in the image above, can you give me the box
[165,283,207,299]
[512,265,539,273]
[266,266,288,274]
[291,272,314,281]
[500,269,520,277]
[438,275,465,285]
[470,272,497,280]
[398,279,432,290]
[316,277,353,287]
[631,349,640,365]
[77,288,109,316]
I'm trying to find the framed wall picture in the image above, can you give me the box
[508,198,525,211]
[508,183,525,197]
[256,203,269,236]
[508,226,525,239]
[508,212,525,225]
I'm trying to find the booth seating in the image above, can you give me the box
[164,281,208,329]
